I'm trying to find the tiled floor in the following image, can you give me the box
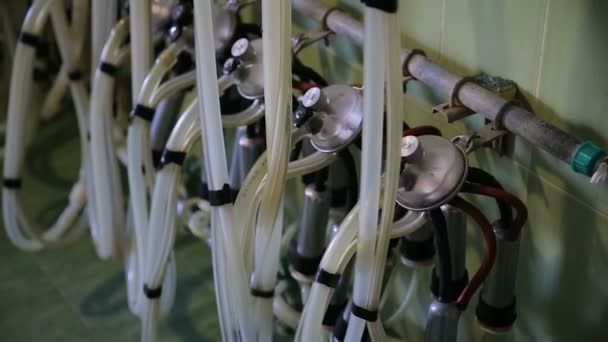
[0,113,221,341]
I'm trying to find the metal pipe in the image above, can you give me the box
[292,0,603,175]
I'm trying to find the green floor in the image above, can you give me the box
[0,113,222,341]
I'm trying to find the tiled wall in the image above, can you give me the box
[295,0,608,341]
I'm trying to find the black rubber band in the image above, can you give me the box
[159,150,186,169]
[68,69,83,81]
[351,303,378,322]
[99,62,118,76]
[362,0,397,13]
[208,183,232,206]
[130,104,156,122]
[314,268,341,288]
[250,288,274,298]
[143,284,162,299]
[3,178,22,189]
[19,32,39,47]
[323,301,347,326]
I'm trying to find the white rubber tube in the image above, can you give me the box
[249,2,293,339]
[193,1,255,340]
[2,0,55,251]
[345,5,387,341]
[368,10,404,310]
[2,0,91,251]
[89,19,129,260]
[140,82,259,340]
[40,0,89,121]
[91,0,117,77]
[140,101,199,341]
[127,44,186,320]
[129,0,152,105]
[296,210,426,341]
[235,150,336,274]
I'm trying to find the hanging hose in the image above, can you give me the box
[461,181,527,240]
[193,1,255,340]
[247,1,293,340]
[346,3,387,339]
[347,1,402,340]
[3,0,94,251]
[448,196,497,309]
[89,19,129,260]
[40,0,89,121]
[140,99,200,342]
[466,167,514,227]
[296,207,427,341]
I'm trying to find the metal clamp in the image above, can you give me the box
[320,6,341,32]
[483,100,516,155]
[452,123,508,155]
[402,49,426,91]
[291,6,339,56]
[432,76,476,123]
[291,29,333,55]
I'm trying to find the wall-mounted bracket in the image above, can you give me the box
[402,49,426,92]
[452,122,509,155]
[432,76,476,123]
[291,7,338,56]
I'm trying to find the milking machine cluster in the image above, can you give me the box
[2,0,607,341]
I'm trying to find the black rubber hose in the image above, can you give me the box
[237,22,262,38]
[293,57,329,87]
[466,167,513,227]
[429,208,452,302]
[337,148,358,211]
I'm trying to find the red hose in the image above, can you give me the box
[293,80,319,92]
[461,183,528,241]
[402,125,442,137]
[448,196,497,310]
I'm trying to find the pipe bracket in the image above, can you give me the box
[452,123,509,155]
[402,49,426,91]
[291,29,333,56]
[432,76,476,123]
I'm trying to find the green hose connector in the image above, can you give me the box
[571,141,606,177]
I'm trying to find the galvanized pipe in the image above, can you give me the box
[292,0,600,173]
